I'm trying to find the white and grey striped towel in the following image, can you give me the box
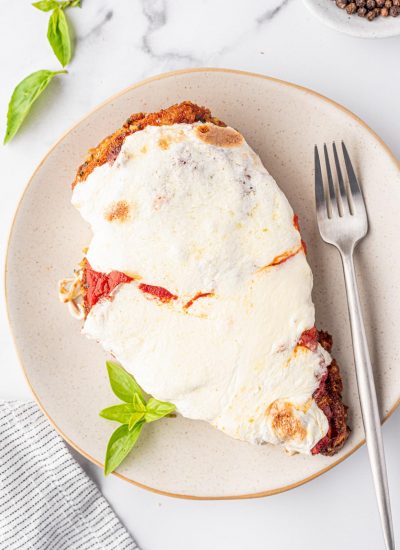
[0,401,139,550]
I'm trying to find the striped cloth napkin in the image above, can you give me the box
[0,401,139,550]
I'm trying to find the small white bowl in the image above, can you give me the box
[303,0,400,38]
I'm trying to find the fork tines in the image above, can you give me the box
[314,142,364,219]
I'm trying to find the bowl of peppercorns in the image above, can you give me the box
[303,0,400,37]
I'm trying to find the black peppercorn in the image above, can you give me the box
[346,2,358,12]
[333,0,399,18]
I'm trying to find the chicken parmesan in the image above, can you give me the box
[59,101,349,456]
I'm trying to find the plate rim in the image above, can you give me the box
[5,67,400,500]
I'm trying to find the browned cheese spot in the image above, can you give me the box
[158,131,185,151]
[158,137,170,150]
[295,399,313,414]
[268,402,307,442]
[104,200,130,223]
[195,124,243,148]
[140,145,148,154]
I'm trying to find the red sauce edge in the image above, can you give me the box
[84,264,133,311]
[183,292,214,310]
[138,283,178,302]
[293,214,307,255]
[267,245,302,269]
[297,326,319,352]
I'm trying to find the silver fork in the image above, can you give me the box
[314,142,395,550]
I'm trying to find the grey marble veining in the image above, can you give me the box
[78,9,114,41]
[256,0,292,24]
[140,0,200,65]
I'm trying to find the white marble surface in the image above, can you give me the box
[1,1,400,549]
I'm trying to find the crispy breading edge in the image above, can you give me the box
[313,331,351,456]
[72,101,226,188]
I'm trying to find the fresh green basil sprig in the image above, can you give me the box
[4,1,81,144]
[32,0,80,10]
[100,361,176,476]
[33,0,81,67]
[4,70,67,144]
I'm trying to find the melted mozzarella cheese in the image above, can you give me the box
[73,122,330,454]
[72,124,300,297]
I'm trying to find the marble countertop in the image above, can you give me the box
[0,1,399,549]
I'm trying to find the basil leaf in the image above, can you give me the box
[60,0,81,7]
[104,422,144,476]
[145,398,176,423]
[33,0,81,11]
[32,0,59,11]
[48,7,71,67]
[106,361,144,402]
[132,392,146,412]
[4,69,66,144]
[128,413,144,431]
[99,404,144,424]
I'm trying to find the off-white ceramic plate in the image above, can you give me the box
[6,68,400,499]
[304,0,400,38]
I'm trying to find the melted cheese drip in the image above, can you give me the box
[72,123,330,454]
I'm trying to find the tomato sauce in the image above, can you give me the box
[84,264,133,311]
[138,283,178,302]
[266,245,303,269]
[297,327,319,352]
[293,214,307,255]
[183,292,214,310]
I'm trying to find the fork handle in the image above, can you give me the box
[341,252,395,550]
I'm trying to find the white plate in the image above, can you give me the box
[6,68,400,499]
[304,0,400,38]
